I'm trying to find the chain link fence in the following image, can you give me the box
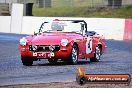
[35,0,132,8]
[0,0,132,8]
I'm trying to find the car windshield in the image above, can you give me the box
[36,21,82,33]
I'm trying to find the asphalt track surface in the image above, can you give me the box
[0,33,132,86]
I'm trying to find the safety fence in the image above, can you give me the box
[33,0,132,8]
[0,15,132,40]
[0,0,132,8]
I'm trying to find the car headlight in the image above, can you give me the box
[61,39,68,46]
[20,37,27,46]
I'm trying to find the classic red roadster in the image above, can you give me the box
[20,19,106,66]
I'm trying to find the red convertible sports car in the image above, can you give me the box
[20,19,106,66]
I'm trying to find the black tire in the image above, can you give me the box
[21,57,33,66]
[90,45,101,62]
[76,76,87,85]
[69,45,78,64]
[48,59,58,64]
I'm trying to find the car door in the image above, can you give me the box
[80,24,93,57]
[83,34,93,55]
[84,31,100,58]
[77,21,93,58]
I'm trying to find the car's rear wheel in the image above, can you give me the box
[90,45,101,62]
[48,59,58,64]
[21,57,33,66]
[69,45,78,64]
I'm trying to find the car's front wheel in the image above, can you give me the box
[90,45,101,62]
[21,57,33,66]
[69,45,78,64]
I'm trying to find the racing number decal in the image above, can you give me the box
[86,37,92,54]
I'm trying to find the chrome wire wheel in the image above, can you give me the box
[95,46,101,61]
[70,45,78,64]
[72,47,78,63]
[90,45,101,62]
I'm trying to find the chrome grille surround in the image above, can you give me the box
[29,45,60,52]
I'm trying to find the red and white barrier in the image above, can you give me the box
[124,19,132,41]
[0,16,11,33]
[0,16,131,41]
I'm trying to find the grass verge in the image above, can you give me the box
[33,6,132,18]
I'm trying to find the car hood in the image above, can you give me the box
[28,32,81,45]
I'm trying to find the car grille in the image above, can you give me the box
[29,45,60,52]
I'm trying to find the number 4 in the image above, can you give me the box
[86,37,92,54]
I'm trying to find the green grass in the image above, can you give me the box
[33,7,85,17]
[33,6,132,18]
[52,0,106,7]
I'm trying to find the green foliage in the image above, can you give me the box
[33,6,132,18]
